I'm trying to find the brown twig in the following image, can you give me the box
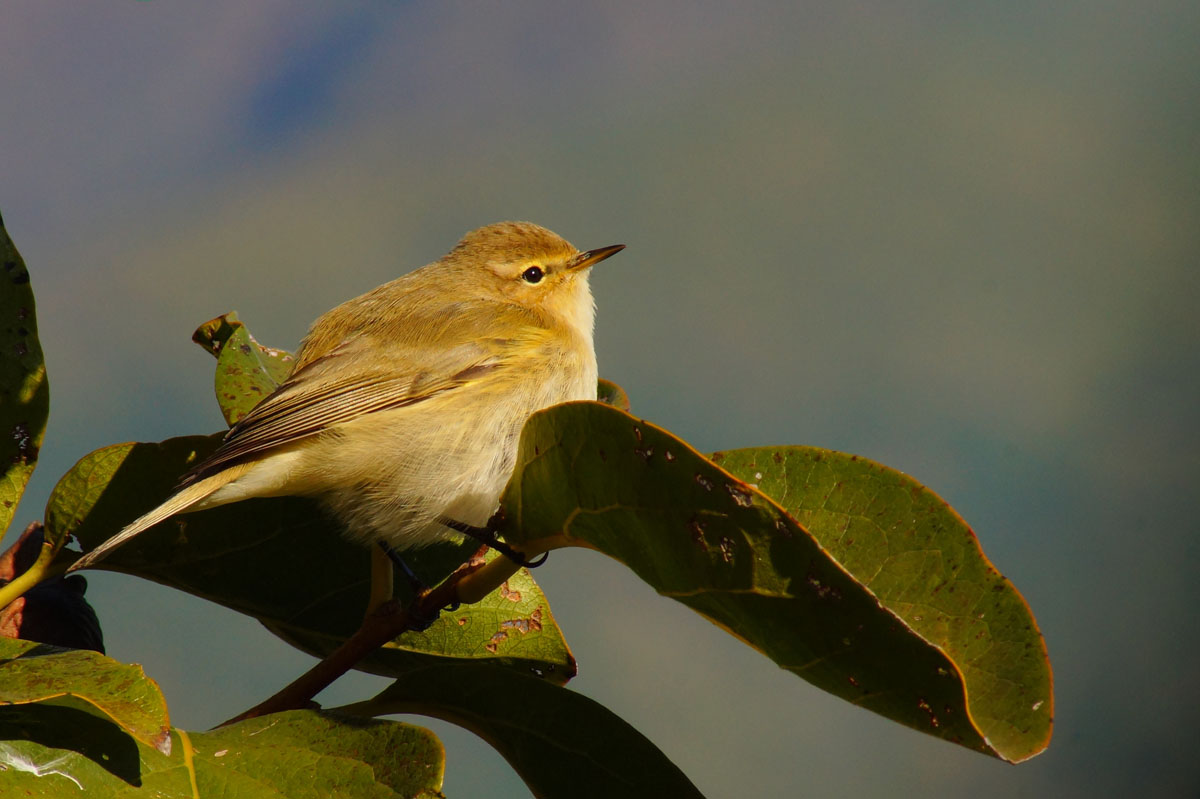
[220,533,562,727]
[221,553,488,727]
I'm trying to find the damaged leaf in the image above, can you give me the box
[499,401,1052,763]
[192,312,294,426]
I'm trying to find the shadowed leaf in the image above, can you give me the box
[347,661,705,799]
[0,212,49,539]
[499,401,1052,763]
[0,702,144,788]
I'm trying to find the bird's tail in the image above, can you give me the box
[68,466,248,572]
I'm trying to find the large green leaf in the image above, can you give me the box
[49,438,575,682]
[0,212,49,537]
[347,661,704,799]
[44,437,219,554]
[498,401,1052,763]
[0,638,444,797]
[712,445,1053,763]
[2,714,445,798]
[0,638,170,757]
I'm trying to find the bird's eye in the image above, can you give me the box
[521,266,545,284]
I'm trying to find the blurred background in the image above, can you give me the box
[2,3,1197,796]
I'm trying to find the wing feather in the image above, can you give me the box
[179,331,507,486]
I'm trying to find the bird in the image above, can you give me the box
[69,222,623,573]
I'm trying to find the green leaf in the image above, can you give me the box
[0,638,171,757]
[498,401,1052,762]
[44,437,218,552]
[192,312,295,425]
[1,637,444,797]
[1,712,445,797]
[183,711,445,798]
[347,661,705,799]
[50,438,575,682]
[596,378,630,412]
[0,212,49,538]
[713,445,1053,763]
[0,638,444,797]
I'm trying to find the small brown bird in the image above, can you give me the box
[70,222,623,572]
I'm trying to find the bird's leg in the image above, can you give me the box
[375,541,451,625]
[377,541,427,595]
[439,513,549,568]
[367,545,394,617]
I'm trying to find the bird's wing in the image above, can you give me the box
[179,329,511,486]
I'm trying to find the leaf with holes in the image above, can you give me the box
[192,312,295,426]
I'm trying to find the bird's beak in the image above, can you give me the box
[570,244,625,271]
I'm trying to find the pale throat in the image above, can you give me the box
[543,272,596,344]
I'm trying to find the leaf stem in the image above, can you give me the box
[0,539,56,612]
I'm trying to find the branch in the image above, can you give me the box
[220,539,556,726]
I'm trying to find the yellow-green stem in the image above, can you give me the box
[0,541,57,611]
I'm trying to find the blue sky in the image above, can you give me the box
[3,3,1198,796]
